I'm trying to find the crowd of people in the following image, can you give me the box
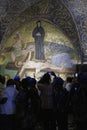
[0,71,87,130]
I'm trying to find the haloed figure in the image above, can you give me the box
[32,21,45,60]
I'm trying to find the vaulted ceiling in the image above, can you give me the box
[0,0,87,63]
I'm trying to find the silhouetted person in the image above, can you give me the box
[37,72,56,130]
[32,21,45,60]
[0,79,18,130]
[52,77,69,130]
[15,77,40,130]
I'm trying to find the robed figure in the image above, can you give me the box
[32,21,45,60]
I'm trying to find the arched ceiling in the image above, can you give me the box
[0,0,87,63]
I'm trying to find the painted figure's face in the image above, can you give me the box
[37,21,41,27]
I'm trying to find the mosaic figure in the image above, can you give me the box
[32,21,45,60]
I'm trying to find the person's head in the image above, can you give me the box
[52,77,64,90]
[25,76,36,88]
[6,79,15,87]
[29,78,37,87]
[66,77,73,83]
[38,72,51,84]
[37,20,41,27]
[21,78,29,90]
[54,77,64,85]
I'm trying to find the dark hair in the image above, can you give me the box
[21,78,29,89]
[38,72,51,84]
[6,79,15,86]
[29,78,36,87]
[53,77,64,85]
[66,77,72,83]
